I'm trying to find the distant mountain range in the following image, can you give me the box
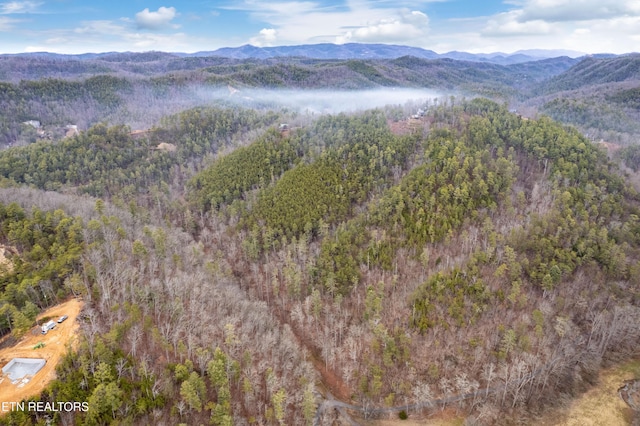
[3,43,592,65]
[194,44,589,64]
[1,42,640,146]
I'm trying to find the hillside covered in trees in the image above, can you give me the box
[2,43,640,424]
[0,51,585,147]
[0,91,639,425]
[3,50,640,152]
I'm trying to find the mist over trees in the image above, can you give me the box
[0,51,591,147]
[2,52,639,149]
[1,50,640,425]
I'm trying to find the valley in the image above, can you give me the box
[0,44,639,425]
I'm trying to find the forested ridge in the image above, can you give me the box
[3,52,640,153]
[0,107,279,201]
[2,41,640,425]
[0,52,585,148]
[1,93,639,425]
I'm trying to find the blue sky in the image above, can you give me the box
[1,0,639,54]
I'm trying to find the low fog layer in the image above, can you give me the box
[194,87,445,114]
[16,86,447,138]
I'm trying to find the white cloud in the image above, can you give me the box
[568,16,640,52]
[405,10,429,25]
[126,32,190,49]
[250,28,278,46]
[482,10,553,37]
[0,15,18,30]
[247,1,319,19]
[135,6,178,30]
[519,0,640,23]
[44,37,69,45]
[27,18,195,53]
[572,28,590,36]
[0,1,40,14]
[590,15,640,34]
[336,10,428,43]
[74,20,125,35]
[7,0,640,55]
[228,1,430,46]
[471,0,640,53]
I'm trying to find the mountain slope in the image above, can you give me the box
[1,99,640,425]
[0,55,581,147]
[517,55,640,140]
[539,54,640,93]
[204,43,439,60]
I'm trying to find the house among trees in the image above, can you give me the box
[22,120,52,139]
[154,142,177,152]
[65,125,79,138]
[22,120,41,129]
[130,129,151,139]
[279,123,290,136]
[411,108,425,119]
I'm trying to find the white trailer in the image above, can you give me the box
[41,320,56,334]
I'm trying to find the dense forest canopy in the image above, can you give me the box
[0,203,83,337]
[1,49,640,425]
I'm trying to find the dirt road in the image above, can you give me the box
[0,299,83,406]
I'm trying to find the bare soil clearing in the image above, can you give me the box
[0,299,83,405]
[363,417,462,426]
[362,359,640,426]
[360,407,464,426]
[534,359,639,426]
[0,246,14,273]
